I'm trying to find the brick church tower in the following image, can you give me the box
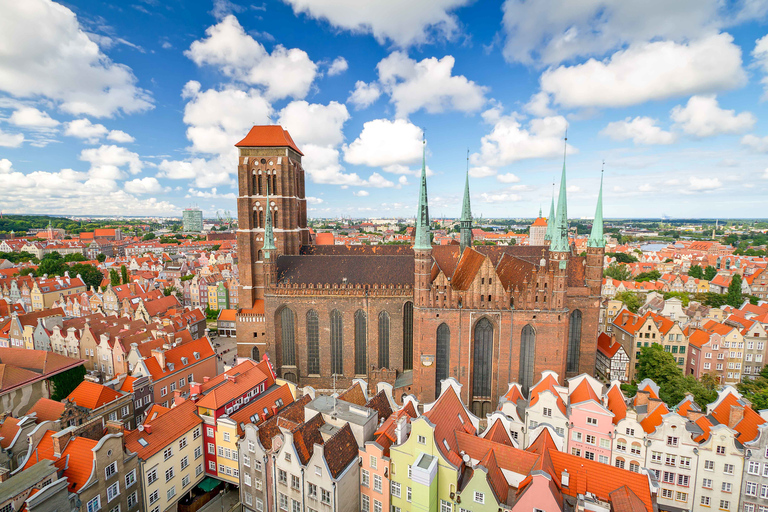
[235,126,309,308]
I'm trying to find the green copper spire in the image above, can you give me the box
[459,151,472,253]
[263,181,276,255]
[551,135,570,253]
[588,168,605,248]
[414,137,431,251]
[544,184,556,242]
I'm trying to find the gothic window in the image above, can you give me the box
[280,308,296,366]
[258,211,264,228]
[403,301,413,370]
[306,310,320,375]
[519,325,536,394]
[272,208,278,229]
[567,310,582,373]
[472,318,493,398]
[257,174,262,195]
[252,347,259,360]
[378,311,390,369]
[272,175,277,195]
[355,310,366,375]
[435,324,450,399]
[331,310,343,375]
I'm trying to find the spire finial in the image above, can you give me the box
[460,149,473,253]
[414,131,431,251]
[551,127,570,252]
[588,163,606,248]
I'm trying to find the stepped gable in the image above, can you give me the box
[291,413,325,465]
[365,390,393,423]
[323,423,358,478]
[257,394,311,451]
[301,245,413,256]
[275,255,413,286]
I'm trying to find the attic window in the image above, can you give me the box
[181,357,188,365]
[138,438,148,447]
[167,363,174,371]
[193,352,200,360]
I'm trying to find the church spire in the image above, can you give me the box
[551,132,570,252]
[414,136,431,251]
[460,149,473,253]
[263,180,276,255]
[588,165,605,248]
[544,182,556,242]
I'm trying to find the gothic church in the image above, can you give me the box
[235,125,605,415]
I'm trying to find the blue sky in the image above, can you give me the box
[2,0,768,219]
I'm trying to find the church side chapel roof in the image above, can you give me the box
[301,244,413,256]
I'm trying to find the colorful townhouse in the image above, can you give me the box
[494,383,526,445]
[566,374,614,464]
[522,371,567,448]
[742,423,768,512]
[606,380,648,472]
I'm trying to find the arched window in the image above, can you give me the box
[258,211,264,228]
[378,311,390,369]
[331,310,343,375]
[519,325,536,393]
[403,302,413,370]
[273,209,278,229]
[280,308,295,366]
[629,461,640,473]
[257,174,262,195]
[257,250,263,261]
[306,310,320,375]
[354,310,366,375]
[252,347,260,360]
[272,175,277,195]
[615,458,625,469]
[472,318,493,399]
[435,324,450,398]
[567,310,582,373]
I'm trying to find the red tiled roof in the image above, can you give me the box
[23,431,98,492]
[338,382,366,406]
[710,391,765,443]
[0,417,20,448]
[67,381,122,410]
[257,395,312,451]
[569,379,600,406]
[605,383,627,425]
[235,125,304,155]
[196,362,268,410]
[27,398,66,423]
[639,403,669,434]
[481,418,514,446]
[323,422,358,479]
[125,400,201,459]
[529,374,567,415]
[292,413,325,465]
[143,336,215,381]
[423,385,475,466]
[455,430,539,475]
[503,383,524,404]
[230,384,294,436]
[597,332,622,358]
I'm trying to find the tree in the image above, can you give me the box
[63,253,85,262]
[142,233,156,241]
[49,365,87,401]
[704,265,717,280]
[635,270,661,282]
[738,367,768,411]
[604,264,631,281]
[636,343,682,387]
[70,264,104,290]
[96,253,107,263]
[607,252,639,263]
[120,265,128,284]
[37,252,67,277]
[615,291,642,313]
[726,274,743,308]
[660,374,718,409]
[163,286,179,296]
[688,264,704,279]
[109,269,121,286]
[662,291,690,306]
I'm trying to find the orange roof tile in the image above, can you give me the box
[338,382,367,406]
[710,392,765,443]
[196,363,268,410]
[503,383,524,404]
[529,374,567,415]
[229,383,294,435]
[144,404,170,423]
[27,398,65,423]
[597,332,622,358]
[639,403,669,434]
[531,217,548,227]
[217,309,237,322]
[143,336,215,381]
[482,418,514,446]
[456,430,539,475]
[125,400,201,459]
[23,430,98,492]
[569,379,600,406]
[0,417,20,448]
[423,385,475,466]
[235,125,304,155]
[67,381,122,410]
[605,383,627,425]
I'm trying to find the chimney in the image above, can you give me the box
[144,424,152,434]
[635,391,649,408]
[729,405,745,429]
[203,376,210,383]
[395,416,410,445]
[52,429,74,457]
[105,420,123,435]
[622,312,629,324]
[151,348,166,370]
[0,468,9,483]
[174,390,184,406]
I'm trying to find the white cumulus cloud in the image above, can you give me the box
[9,107,59,128]
[185,15,317,100]
[344,119,424,170]
[600,117,676,145]
[65,118,109,143]
[278,101,350,147]
[540,33,745,109]
[348,81,381,110]
[124,177,163,195]
[327,57,348,76]
[281,0,472,47]
[107,130,135,143]
[0,0,152,117]
[688,176,722,191]
[0,129,24,147]
[377,51,487,118]
[670,95,755,137]
[741,134,768,153]
[80,144,142,180]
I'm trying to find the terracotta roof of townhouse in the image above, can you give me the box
[257,394,312,451]
[230,383,294,435]
[639,403,670,433]
[687,329,710,349]
[292,413,325,465]
[27,398,66,423]
[546,447,654,511]
[142,295,180,318]
[502,383,525,404]
[0,417,20,448]
[125,400,201,459]
[605,383,627,425]
[477,448,509,503]
[200,359,258,391]
[0,348,83,394]
[702,319,738,337]
[217,309,237,322]
[364,390,393,422]
[23,430,99,492]
[372,401,418,456]
[529,373,567,415]
[324,423,358,479]
[609,486,649,512]
[455,430,539,475]
[569,379,601,406]
[196,361,269,410]
[67,381,122,410]
[120,375,137,393]
[710,391,765,443]
[423,385,476,467]
[481,418,514,446]
[532,217,548,227]
[16,308,64,328]
[597,333,622,358]
[338,382,367,406]
[235,125,304,155]
[142,336,215,382]
[144,404,170,423]
[34,277,85,293]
